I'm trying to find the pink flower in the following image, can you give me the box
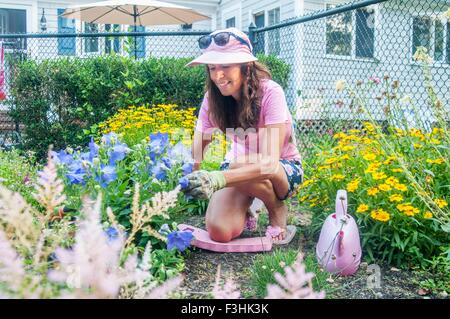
[245,215,258,232]
[336,100,344,108]
[266,225,282,238]
[369,76,381,85]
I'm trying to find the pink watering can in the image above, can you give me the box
[316,190,361,276]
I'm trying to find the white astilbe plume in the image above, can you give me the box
[126,183,180,247]
[143,185,180,239]
[120,242,157,299]
[265,254,325,299]
[0,230,26,295]
[48,193,139,298]
[0,185,40,252]
[212,265,241,299]
[119,243,184,299]
[33,150,66,223]
[145,275,184,299]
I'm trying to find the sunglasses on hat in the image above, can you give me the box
[198,32,251,50]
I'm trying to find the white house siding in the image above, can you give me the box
[297,0,449,126]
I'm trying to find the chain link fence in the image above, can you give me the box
[0,0,448,154]
[253,0,449,152]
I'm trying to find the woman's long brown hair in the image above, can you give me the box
[205,61,272,133]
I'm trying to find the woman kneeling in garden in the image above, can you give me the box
[183,28,303,244]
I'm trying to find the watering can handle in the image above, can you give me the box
[335,189,347,219]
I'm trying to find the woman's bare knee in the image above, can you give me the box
[206,222,234,242]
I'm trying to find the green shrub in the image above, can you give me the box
[0,148,38,206]
[8,54,290,161]
[256,54,291,90]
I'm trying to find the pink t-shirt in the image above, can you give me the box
[195,79,301,162]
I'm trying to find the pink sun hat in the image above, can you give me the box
[186,27,258,67]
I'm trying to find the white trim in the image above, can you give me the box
[324,55,380,64]
[294,0,304,17]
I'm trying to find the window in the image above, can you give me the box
[326,4,352,56]
[0,8,27,50]
[226,17,235,28]
[181,23,192,31]
[434,20,444,61]
[326,4,375,58]
[105,24,120,54]
[447,21,450,64]
[84,22,99,53]
[268,7,280,55]
[57,8,75,56]
[128,25,146,58]
[0,8,26,34]
[412,17,432,55]
[355,8,374,58]
[412,16,449,63]
[253,12,265,54]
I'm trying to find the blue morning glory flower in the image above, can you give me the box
[66,170,85,185]
[80,151,92,162]
[108,142,129,165]
[178,176,189,189]
[95,165,118,188]
[161,157,173,169]
[181,162,194,175]
[101,132,120,146]
[168,142,193,163]
[105,226,119,241]
[51,150,73,166]
[149,132,169,147]
[148,132,169,160]
[167,230,194,252]
[66,161,86,185]
[151,162,168,181]
[89,137,99,160]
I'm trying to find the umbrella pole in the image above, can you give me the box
[133,5,137,59]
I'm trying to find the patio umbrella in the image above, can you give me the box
[61,0,210,58]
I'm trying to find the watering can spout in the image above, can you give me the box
[336,190,347,221]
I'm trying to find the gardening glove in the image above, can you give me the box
[182,170,226,200]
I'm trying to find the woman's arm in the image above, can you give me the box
[192,129,213,171]
[222,123,286,186]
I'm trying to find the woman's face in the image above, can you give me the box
[208,64,244,101]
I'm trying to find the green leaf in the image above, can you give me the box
[441,222,450,233]
[393,232,403,250]
[423,169,435,177]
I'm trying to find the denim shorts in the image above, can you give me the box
[219,158,304,201]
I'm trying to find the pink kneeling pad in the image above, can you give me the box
[178,224,273,253]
